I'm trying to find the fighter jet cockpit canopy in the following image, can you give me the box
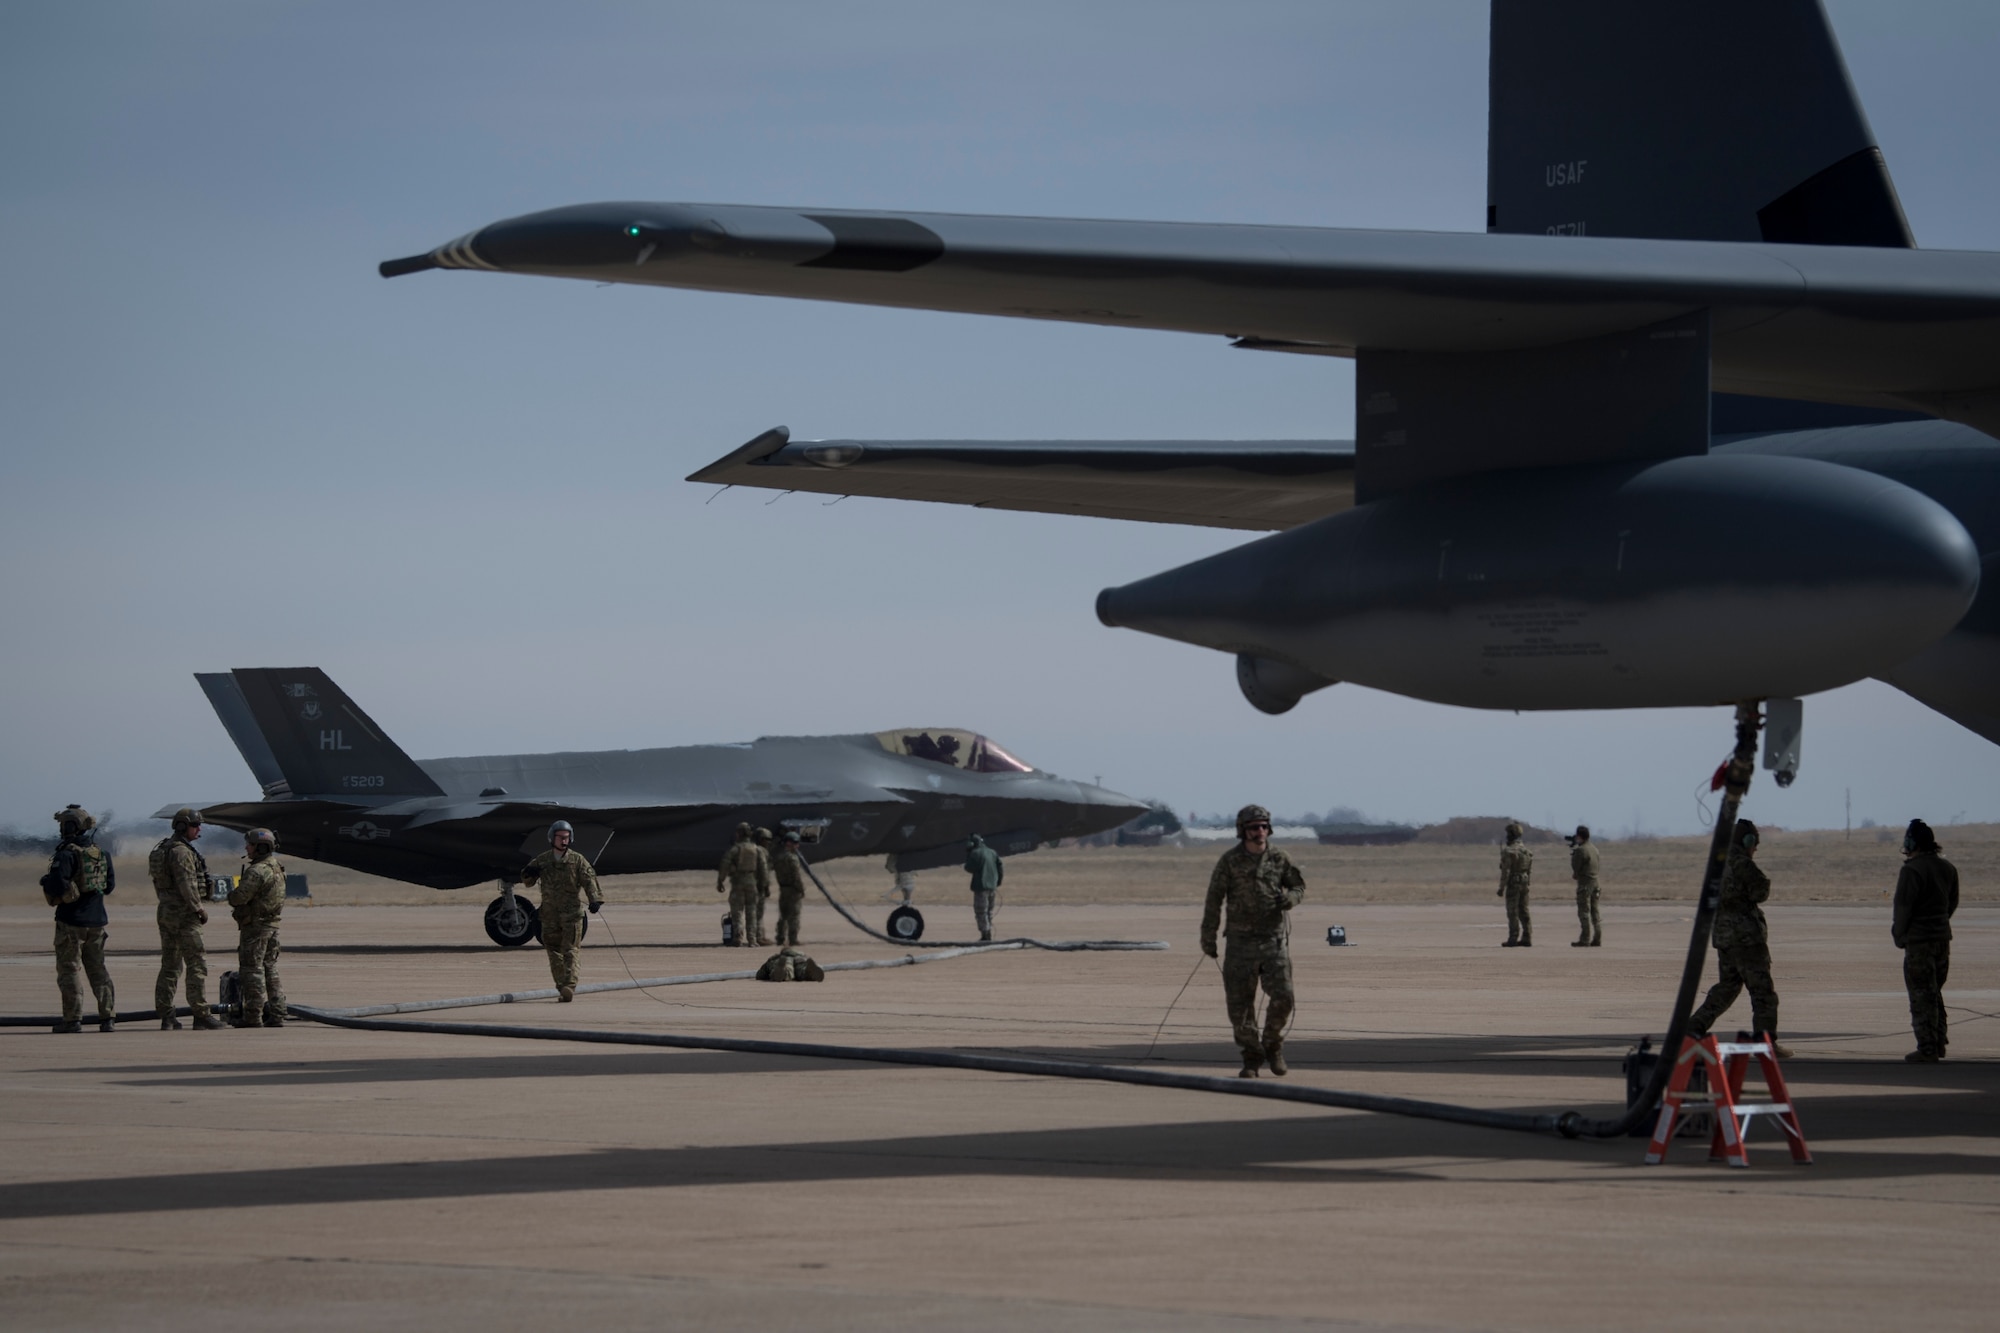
[875,729,1033,773]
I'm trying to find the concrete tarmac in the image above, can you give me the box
[3,898,1995,1331]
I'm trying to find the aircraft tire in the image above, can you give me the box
[484,894,541,948]
[886,905,925,942]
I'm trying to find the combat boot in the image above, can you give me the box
[160,1014,184,1030]
[191,1013,225,1031]
[1905,1049,1941,1063]
[558,986,575,1002]
[1501,939,1520,947]
[264,1012,285,1028]
[51,1019,83,1034]
[98,1017,116,1033]
[233,1014,263,1028]
[1237,1050,1264,1079]
[1266,1042,1288,1076]
[1588,937,1602,947]
[1571,938,1589,947]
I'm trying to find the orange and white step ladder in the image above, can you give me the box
[1644,1034,1812,1167]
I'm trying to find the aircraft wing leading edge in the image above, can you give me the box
[688,428,1356,531]
[386,207,2000,438]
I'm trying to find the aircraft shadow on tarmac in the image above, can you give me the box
[1,1090,1997,1224]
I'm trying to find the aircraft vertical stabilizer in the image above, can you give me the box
[225,668,444,801]
[1487,0,1913,248]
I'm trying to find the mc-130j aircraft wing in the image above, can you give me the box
[383,1,2000,749]
[166,668,1144,946]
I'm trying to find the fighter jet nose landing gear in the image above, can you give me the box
[485,887,539,948]
[886,905,925,941]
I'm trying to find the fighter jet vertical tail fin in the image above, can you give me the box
[1487,0,1913,248]
[220,668,445,801]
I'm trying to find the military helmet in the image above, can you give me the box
[1504,821,1524,841]
[170,807,202,830]
[734,821,752,840]
[548,819,574,844]
[783,829,801,843]
[53,804,94,837]
[244,827,277,856]
[1574,824,1590,840]
[754,827,772,843]
[1235,804,1272,832]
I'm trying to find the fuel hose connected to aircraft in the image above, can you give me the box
[23,707,1765,1141]
[292,706,1765,1142]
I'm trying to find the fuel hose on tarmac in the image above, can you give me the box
[800,858,1166,952]
[48,707,1769,1141]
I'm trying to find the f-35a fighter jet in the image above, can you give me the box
[171,668,1143,946]
[382,1,2000,757]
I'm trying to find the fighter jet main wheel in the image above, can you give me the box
[484,894,541,948]
[886,905,925,941]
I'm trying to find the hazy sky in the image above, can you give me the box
[5,1,1999,841]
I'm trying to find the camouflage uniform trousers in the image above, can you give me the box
[154,899,210,1018]
[753,888,770,943]
[1903,939,1951,1056]
[971,889,996,938]
[1505,885,1532,944]
[55,923,115,1023]
[1574,881,1601,945]
[775,889,805,947]
[726,885,758,946]
[1687,942,1778,1040]
[235,923,286,1024]
[543,904,585,988]
[1221,935,1294,1063]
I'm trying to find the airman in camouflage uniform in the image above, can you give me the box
[44,806,116,1033]
[964,833,1004,942]
[150,807,222,1029]
[716,823,767,947]
[1498,821,1533,947]
[1569,824,1602,947]
[226,828,287,1027]
[1687,820,1791,1058]
[523,820,602,1000]
[771,830,808,946]
[752,827,776,946]
[1201,804,1306,1078]
[1893,818,1959,1062]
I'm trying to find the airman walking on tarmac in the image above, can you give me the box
[44,805,116,1033]
[1893,817,1959,1062]
[523,820,603,1000]
[717,823,768,947]
[1201,804,1306,1078]
[770,830,808,946]
[150,808,222,1029]
[1498,821,1533,947]
[1686,819,1791,1058]
[1569,824,1602,947]
[226,828,287,1026]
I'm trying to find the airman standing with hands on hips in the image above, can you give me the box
[1201,804,1306,1078]
[44,805,116,1033]
[523,820,602,1000]
[226,828,288,1027]
[151,807,222,1030]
